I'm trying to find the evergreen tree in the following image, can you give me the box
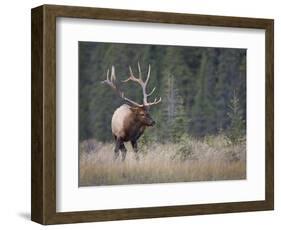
[227,90,245,144]
[160,74,187,142]
[214,49,244,131]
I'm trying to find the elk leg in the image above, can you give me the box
[120,142,127,161]
[114,138,121,160]
[131,140,139,161]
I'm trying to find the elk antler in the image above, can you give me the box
[101,66,143,107]
[123,62,161,107]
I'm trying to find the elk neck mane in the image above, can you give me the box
[111,104,146,142]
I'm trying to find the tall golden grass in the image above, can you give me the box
[79,135,246,186]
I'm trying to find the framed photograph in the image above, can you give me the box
[31,4,274,224]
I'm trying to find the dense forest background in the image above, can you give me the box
[79,42,246,143]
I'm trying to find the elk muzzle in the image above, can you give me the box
[147,119,156,127]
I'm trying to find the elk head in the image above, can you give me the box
[130,106,156,126]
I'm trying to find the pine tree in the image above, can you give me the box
[226,90,245,144]
[214,49,244,132]
[160,74,187,142]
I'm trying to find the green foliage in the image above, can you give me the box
[160,74,189,142]
[171,134,194,162]
[226,91,245,144]
[138,132,152,156]
[79,42,246,142]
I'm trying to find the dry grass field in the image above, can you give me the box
[79,135,246,186]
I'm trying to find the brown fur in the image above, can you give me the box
[111,104,155,161]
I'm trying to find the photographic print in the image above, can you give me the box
[31,5,273,224]
[79,42,246,186]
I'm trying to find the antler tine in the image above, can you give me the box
[144,64,151,86]
[122,97,143,107]
[111,65,116,82]
[147,87,156,97]
[145,97,162,106]
[101,68,110,84]
[102,65,143,107]
[123,65,143,85]
[138,62,142,80]
[123,66,134,82]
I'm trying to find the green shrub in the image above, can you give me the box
[226,91,245,144]
[171,134,194,161]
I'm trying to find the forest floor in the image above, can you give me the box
[79,135,246,186]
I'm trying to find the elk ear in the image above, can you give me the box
[143,105,149,111]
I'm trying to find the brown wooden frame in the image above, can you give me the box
[31,4,274,225]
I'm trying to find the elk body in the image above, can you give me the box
[102,64,161,161]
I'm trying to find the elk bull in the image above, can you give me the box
[102,63,161,161]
